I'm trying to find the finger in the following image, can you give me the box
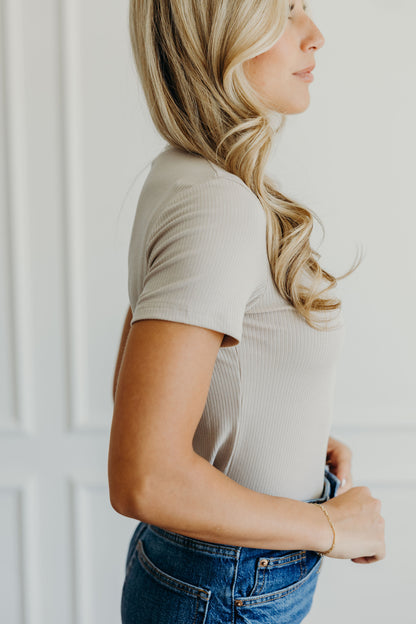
[335,474,353,495]
[333,460,352,486]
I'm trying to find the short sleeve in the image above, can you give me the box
[130,177,267,347]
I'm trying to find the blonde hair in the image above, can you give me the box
[128,0,361,330]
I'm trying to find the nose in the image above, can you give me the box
[304,20,325,51]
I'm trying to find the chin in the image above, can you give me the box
[275,91,311,115]
[292,102,310,115]
[280,98,311,115]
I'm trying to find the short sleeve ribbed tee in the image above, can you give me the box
[130,172,266,347]
[128,144,346,501]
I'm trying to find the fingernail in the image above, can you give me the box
[340,478,346,487]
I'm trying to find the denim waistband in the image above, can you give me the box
[302,466,341,504]
[143,467,341,558]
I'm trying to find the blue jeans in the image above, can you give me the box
[121,467,341,623]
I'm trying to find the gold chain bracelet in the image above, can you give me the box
[313,503,335,555]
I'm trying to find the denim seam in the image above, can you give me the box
[191,596,201,624]
[137,540,211,601]
[300,555,305,579]
[148,525,239,558]
[268,552,306,567]
[125,522,148,573]
[231,548,241,624]
[255,567,266,595]
[235,556,321,606]
[125,548,139,581]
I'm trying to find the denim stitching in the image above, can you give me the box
[125,522,148,573]
[148,525,238,558]
[268,552,306,568]
[300,555,305,579]
[125,548,139,580]
[231,548,241,624]
[234,556,321,606]
[247,566,259,597]
[255,567,266,595]
[191,595,200,624]
[137,540,211,601]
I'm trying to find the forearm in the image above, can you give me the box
[127,452,332,553]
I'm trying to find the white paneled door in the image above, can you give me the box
[0,0,144,622]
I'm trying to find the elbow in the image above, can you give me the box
[109,494,142,519]
[109,489,147,520]
[109,455,196,523]
[108,475,153,521]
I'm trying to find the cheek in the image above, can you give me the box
[268,41,292,77]
[246,52,288,89]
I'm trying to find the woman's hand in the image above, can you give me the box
[324,437,386,563]
[326,436,353,496]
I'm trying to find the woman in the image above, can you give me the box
[108,1,386,622]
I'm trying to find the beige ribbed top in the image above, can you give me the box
[128,144,346,501]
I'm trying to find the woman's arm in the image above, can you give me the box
[108,318,332,553]
[113,306,133,403]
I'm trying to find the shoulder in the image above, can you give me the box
[148,145,266,230]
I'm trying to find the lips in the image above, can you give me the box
[293,64,315,75]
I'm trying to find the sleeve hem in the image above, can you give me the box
[130,304,242,347]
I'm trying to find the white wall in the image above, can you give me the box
[0,0,414,622]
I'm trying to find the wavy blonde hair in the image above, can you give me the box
[129,0,361,330]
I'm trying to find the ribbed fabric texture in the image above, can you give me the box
[128,144,346,501]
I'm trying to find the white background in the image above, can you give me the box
[0,0,414,622]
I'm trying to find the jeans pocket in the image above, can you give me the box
[234,554,322,624]
[125,521,148,574]
[246,550,307,597]
[121,539,212,624]
[235,553,322,604]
